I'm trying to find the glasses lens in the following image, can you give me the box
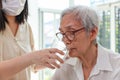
[66,32,74,40]
[56,33,63,41]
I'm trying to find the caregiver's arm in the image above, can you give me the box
[0,48,64,80]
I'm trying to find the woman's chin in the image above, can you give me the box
[69,52,77,57]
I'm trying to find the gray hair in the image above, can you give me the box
[60,5,99,32]
[60,5,99,44]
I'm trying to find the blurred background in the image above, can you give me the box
[28,0,120,80]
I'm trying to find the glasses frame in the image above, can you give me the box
[56,27,85,41]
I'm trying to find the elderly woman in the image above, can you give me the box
[51,5,120,80]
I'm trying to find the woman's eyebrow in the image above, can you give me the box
[65,25,77,31]
[59,27,76,32]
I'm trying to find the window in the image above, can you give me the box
[115,7,120,53]
[37,0,69,10]
[38,9,61,80]
[98,10,111,49]
[95,1,120,52]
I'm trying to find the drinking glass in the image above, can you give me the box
[51,40,69,61]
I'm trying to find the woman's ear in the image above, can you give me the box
[90,27,98,41]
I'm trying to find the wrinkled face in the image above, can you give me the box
[59,14,97,58]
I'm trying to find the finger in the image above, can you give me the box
[47,59,60,68]
[49,48,64,55]
[44,63,55,69]
[50,54,64,63]
[41,58,56,69]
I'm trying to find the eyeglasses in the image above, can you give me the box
[56,27,85,41]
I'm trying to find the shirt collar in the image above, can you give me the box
[64,57,78,66]
[95,45,113,71]
[4,22,25,38]
[64,45,113,72]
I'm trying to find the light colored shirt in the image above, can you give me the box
[51,45,120,80]
[0,22,34,80]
